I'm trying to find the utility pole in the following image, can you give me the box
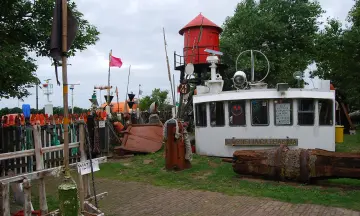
[61,0,70,176]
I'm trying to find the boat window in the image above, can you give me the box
[228,100,246,126]
[298,99,314,125]
[210,101,225,127]
[195,103,207,127]
[251,99,269,126]
[319,99,333,125]
[274,99,293,126]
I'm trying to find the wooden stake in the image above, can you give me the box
[33,124,48,214]
[58,1,79,215]
[23,179,32,216]
[1,182,10,216]
[61,0,70,175]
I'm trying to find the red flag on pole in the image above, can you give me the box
[110,55,123,68]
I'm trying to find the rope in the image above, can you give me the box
[163,118,180,140]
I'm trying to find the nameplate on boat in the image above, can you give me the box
[225,138,298,146]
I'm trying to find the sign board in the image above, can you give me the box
[225,138,298,146]
[178,83,190,95]
[275,103,291,125]
[77,159,100,175]
[99,121,105,128]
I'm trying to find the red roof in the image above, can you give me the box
[179,13,222,35]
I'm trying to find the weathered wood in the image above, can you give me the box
[78,124,86,212]
[85,192,108,202]
[1,182,10,216]
[33,124,48,214]
[0,142,79,161]
[41,142,80,154]
[0,157,107,184]
[232,145,360,183]
[0,149,35,161]
[23,179,32,216]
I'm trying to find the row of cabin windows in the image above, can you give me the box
[195,99,333,127]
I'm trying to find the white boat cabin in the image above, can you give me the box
[191,50,335,157]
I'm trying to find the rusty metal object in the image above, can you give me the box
[115,124,163,154]
[165,121,191,171]
[232,145,360,183]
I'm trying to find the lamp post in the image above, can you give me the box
[68,83,80,114]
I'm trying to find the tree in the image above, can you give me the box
[220,0,323,90]
[138,88,169,111]
[0,0,100,99]
[314,1,360,109]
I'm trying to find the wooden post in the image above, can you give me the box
[1,182,10,216]
[58,0,79,215]
[23,179,32,216]
[78,123,86,212]
[33,124,48,214]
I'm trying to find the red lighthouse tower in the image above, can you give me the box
[174,13,227,120]
[174,13,226,84]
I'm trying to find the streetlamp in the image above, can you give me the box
[68,82,80,114]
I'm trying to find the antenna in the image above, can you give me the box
[235,50,270,83]
[204,49,223,56]
[293,71,303,88]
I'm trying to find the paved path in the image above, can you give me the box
[96,179,360,216]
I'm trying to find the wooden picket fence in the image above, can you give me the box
[0,122,107,216]
[0,123,80,177]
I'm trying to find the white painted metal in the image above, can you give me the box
[193,88,336,157]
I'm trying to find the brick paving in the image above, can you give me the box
[95,179,360,216]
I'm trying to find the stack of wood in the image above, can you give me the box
[231,145,360,183]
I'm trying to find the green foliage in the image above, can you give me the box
[220,0,323,89]
[139,88,169,111]
[0,0,100,99]
[314,1,360,109]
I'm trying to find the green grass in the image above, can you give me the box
[96,131,360,211]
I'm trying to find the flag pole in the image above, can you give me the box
[61,0,70,177]
[125,65,131,113]
[107,50,112,114]
[116,87,119,113]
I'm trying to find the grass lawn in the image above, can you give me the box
[95,130,360,211]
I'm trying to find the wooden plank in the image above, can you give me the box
[0,149,35,161]
[78,124,86,212]
[1,182,10,216]
[0,157,107,184]
[42,142,80,154]
[0,142,80,161]
[23,179,32,216]
[33,125,48,214]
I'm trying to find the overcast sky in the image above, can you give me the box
[0,0,354,109]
